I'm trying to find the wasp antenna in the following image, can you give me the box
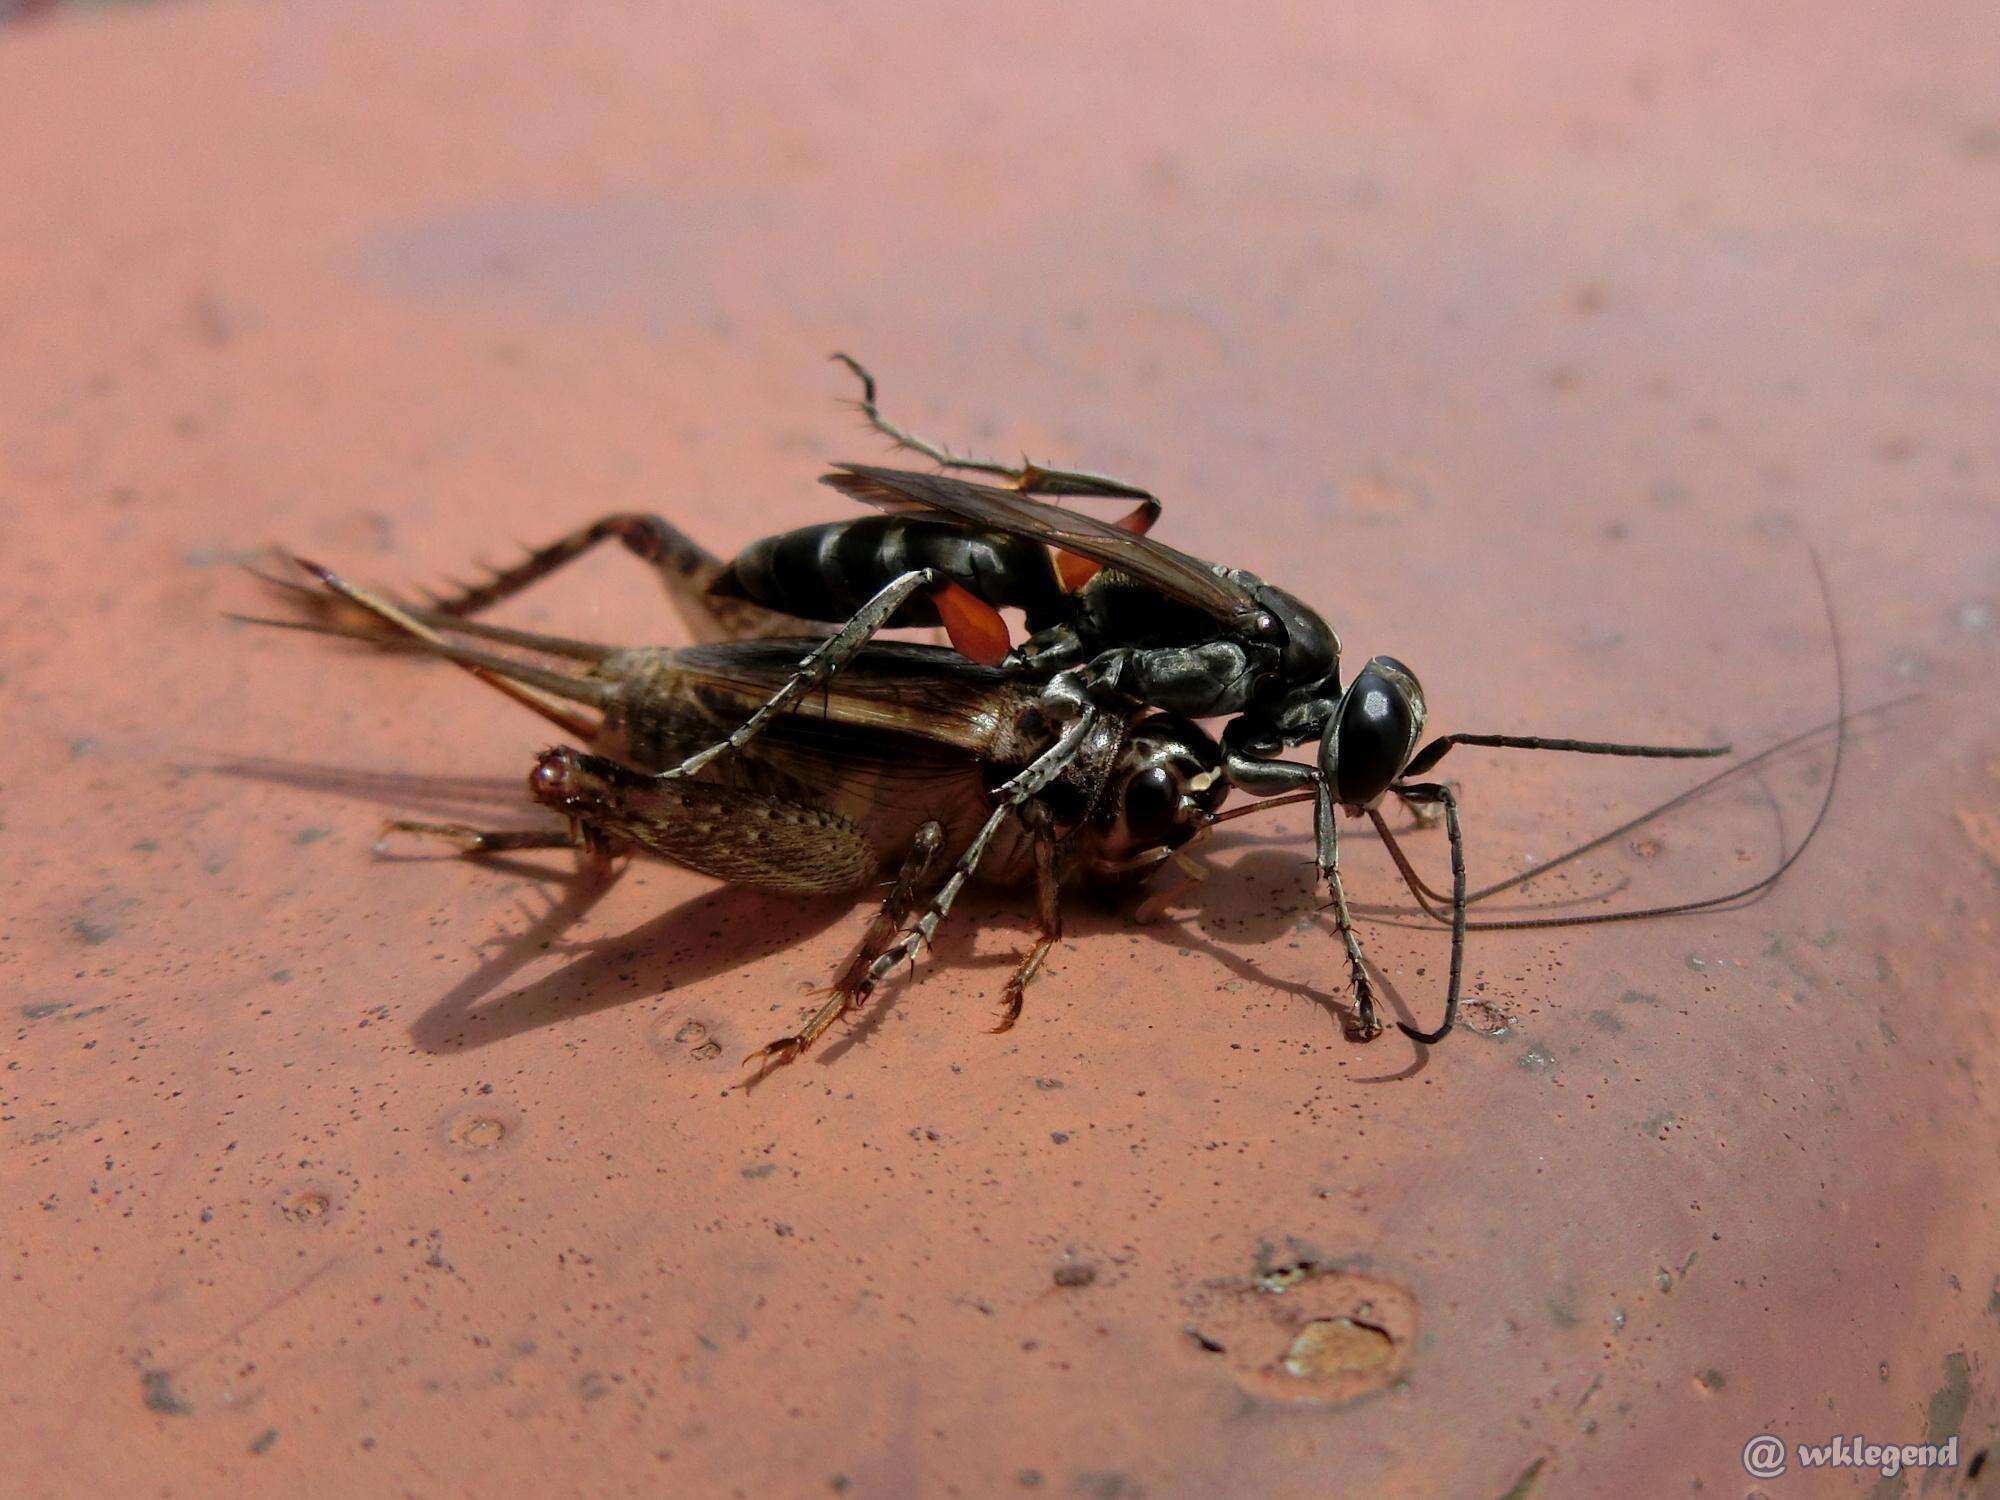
[1439,542,1855,934]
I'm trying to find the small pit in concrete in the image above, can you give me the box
[1181,1264,1417,1406]
[450,1115,507,1149]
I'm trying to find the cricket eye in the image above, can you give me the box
[1121,766,1180,845]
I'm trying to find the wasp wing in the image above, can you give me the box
[821,465,1262,626]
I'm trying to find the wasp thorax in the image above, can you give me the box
[1256,583,1340,685]
[1322,656,1427,810]
[1099,713,1228,860]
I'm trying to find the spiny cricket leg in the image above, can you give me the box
[831,353,1153,501]
[746,821,948,1070]
[992,807,1063,1034]
[378,820,585,856]
[654,567,943,782]
[856,710,1097,1001]
[425,512,810,645]
[830,822,947,1007]
[746,710,1097,1074]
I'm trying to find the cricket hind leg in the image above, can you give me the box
[831,353,1155,502]
[424,512,816,645]
[745,820,948,1072]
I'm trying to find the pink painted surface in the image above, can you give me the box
[2,3,1995,1495]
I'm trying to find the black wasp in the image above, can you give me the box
[346,357,1838,1051]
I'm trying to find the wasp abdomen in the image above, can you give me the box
[710,518,1064,630]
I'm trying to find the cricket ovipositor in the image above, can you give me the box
[243,357,1849,1069]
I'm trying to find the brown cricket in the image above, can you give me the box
[255,538,1233,1071]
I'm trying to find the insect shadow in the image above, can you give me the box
[407,873,848,1053]
[208,756,522,822]
[401,859,1037,1057]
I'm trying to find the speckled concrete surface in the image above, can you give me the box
[2,3,1996,1495]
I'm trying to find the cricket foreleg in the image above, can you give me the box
[992,807,1063,1034]
[746,821,948,1071]
[652,567,943,782]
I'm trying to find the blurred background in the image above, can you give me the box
[2,3,1994,1496]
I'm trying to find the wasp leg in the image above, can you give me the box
[420,512,813,645]
[377,819,585,856]
[1387,781,1466,1044]
[1313,788,1382,1040]
[1393,778,1457,830]
[652,567,945,782]
[832,353,1153,501]
[746,821,948,1071]
[992,807,1063,1034]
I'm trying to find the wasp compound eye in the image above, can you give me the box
[1323,657,1426,808]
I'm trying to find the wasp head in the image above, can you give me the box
[1319,656,1427,811]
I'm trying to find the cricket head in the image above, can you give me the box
[528,746,646,822]
[1094,712,1229,864]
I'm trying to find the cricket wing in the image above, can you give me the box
[663,639,1036,758]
